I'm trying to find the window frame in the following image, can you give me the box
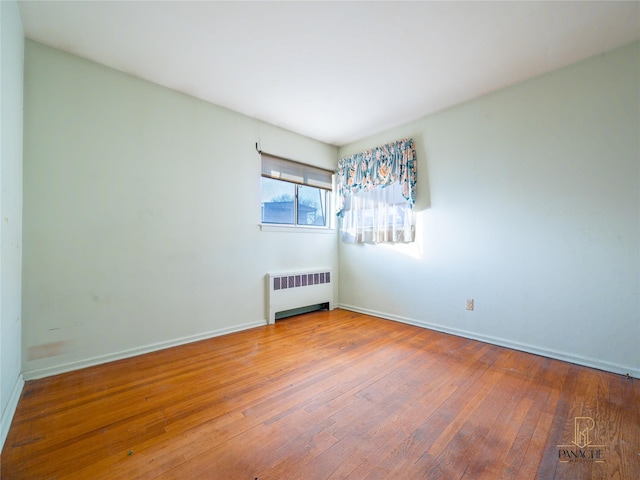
[259,151,335,231]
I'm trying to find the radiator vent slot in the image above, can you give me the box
[267,269,333,324]
[272,271,330,290]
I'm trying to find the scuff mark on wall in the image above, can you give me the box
[27,341,70,360]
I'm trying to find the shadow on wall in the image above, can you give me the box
[411,133,431,213]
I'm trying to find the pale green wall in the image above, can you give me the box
[22,41,338,378]
[0,0,24,448]
[339,41,640,377]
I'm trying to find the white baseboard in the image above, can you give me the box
[23,320,266,381]
[1,373,25,451]
[339,304,640,379]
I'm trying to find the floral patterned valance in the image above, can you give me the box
[336,138,417,217]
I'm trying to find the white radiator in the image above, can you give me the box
[266,269,334,324]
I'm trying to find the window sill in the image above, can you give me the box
[259,224,336,234]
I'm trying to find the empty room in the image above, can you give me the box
[1,1,639,479]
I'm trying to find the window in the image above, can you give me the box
[336,138,417,243]
[260,152,333,227]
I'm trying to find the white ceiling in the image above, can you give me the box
[18,1,640,146]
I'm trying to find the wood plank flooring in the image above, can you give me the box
[2,309,639,479]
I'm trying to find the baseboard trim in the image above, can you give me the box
[339,304,640,379]
[1,373,25,450]
[23,320,266,381]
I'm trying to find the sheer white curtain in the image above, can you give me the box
[336,138,417,244]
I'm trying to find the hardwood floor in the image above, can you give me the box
[2,309,639,479]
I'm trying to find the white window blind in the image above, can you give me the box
[261,153,333,191]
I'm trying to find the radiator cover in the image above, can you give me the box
[266,270,334,324]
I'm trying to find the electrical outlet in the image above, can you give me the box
[465,299,474,311]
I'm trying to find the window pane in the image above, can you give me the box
[261,177,295,224]
[298,185,328,226]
